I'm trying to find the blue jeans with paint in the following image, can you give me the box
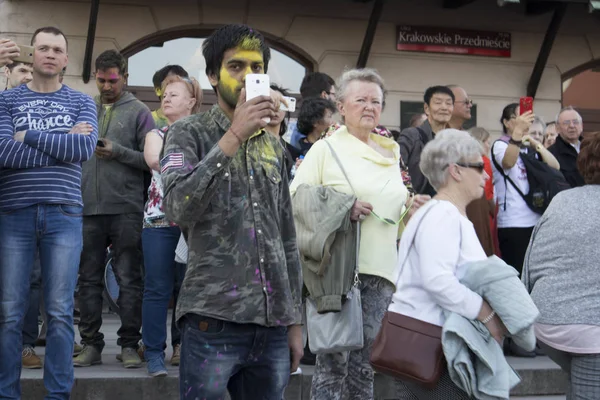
[0,204,82,400]
[141,226,185,361]
[179,314,290,400]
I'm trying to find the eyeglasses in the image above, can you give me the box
[455,99,473,107]
[559,119,581,127]
[443,162,485,173]
[370,196,414,226]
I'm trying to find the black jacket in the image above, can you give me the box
[548,135,585,188]
[397,120,437,196]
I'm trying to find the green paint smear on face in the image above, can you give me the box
[237,36,262,52]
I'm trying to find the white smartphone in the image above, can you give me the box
[280,96,296,113]
[246,74,271,123]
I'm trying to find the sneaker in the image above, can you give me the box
[170,344,181,366]
[291,366,302,376]
[22,347,43,369]
[73,342,83,356]
[116,341,145,362]
[73,345,102,367]
[121,347,142,369]
[147,357,168,377]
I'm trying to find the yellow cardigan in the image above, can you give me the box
[290,126,409,284]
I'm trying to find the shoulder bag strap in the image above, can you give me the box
[490,140,527,212]
[393,201,463,288]
[324,140,361,286]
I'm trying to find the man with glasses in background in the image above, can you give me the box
[448,85,473,130]
[548,106,585,188]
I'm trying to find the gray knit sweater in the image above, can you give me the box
[522,185,600,325]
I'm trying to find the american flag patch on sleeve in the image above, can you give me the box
[160,153,184,173]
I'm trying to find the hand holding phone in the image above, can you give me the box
[519,97,533,115]
[246,74,271,124]
[14,45,34,64]
[96,139,105,148]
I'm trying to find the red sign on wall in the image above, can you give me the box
[397,26,511,58]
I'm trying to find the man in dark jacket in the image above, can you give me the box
[548,106,585,188]
[397,86,454,196]
[74,50,155,368]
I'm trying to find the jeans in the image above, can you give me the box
[171,257,185,347]
[23,255,42,348]
[78,214,143,351]
[179,314,290,400]
[141,226,185,360]
[0,204,82,400]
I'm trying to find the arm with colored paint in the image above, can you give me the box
[22,93,98,163]
[0,92,58,169]
[161,118,233,225]
[110,108,154,170]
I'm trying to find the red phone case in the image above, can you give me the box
[519,97,533,115]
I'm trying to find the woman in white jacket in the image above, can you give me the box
[391,130,506,398]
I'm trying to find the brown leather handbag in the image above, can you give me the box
[369,202,447,389]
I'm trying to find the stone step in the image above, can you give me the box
[21,357,567,400]
[20,315,568,399]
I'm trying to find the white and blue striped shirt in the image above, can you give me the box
[0,84,98,211]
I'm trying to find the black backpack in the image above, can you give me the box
[415,127,437,197]
[491,140,570,214]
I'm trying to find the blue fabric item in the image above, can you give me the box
[0,85,98,212]
[142,226,183,361]
[0,204,82,399]
[22,255,42,347]
[289,121,304,149]
[146,356,168,377]
[179,315,290,399]
[442,256,540,400]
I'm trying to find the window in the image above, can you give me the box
[127,37,306,92]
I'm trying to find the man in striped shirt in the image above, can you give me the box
[0,27,97,399]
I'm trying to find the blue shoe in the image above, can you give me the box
[147,357,168,377]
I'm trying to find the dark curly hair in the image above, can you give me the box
[95,50,127,75]
[577,132,600,185]
[297,98,336,135]
[202,24,270,91]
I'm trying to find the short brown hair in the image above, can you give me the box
[577,132,600,185]
[31,26,68,50]
[161,75,203,114]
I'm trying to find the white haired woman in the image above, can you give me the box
[391,129,507,398]
[290,68,418,400]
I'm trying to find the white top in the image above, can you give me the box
[389,200,487,327]
[536,323,600,354]
[491,139,540,228]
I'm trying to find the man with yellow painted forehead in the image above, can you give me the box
[160,24,303,399]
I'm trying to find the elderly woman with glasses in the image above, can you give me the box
[290,68,416,400]
[392,129,506,398]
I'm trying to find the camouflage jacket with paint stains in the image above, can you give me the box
[161,104,303,327]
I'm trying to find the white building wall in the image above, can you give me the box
[1,0,599,135]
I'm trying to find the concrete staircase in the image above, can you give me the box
[20,315,568,399]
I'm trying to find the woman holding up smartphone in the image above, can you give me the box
[490,103,559,356]
[141,75,202,377]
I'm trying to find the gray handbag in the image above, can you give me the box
[305,140,364,354]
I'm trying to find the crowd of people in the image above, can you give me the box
[0,22,598,400]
